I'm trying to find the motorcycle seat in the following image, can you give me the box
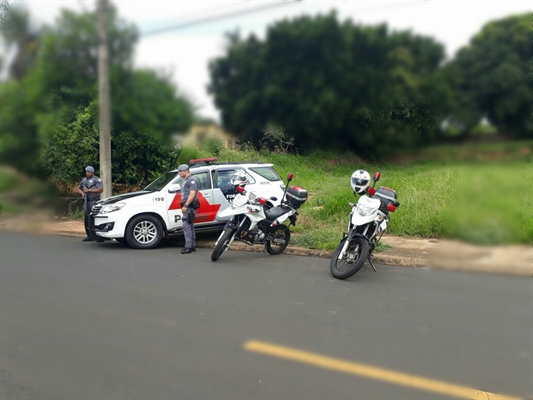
[265,205,293,221]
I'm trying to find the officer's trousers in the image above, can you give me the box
[183,210,197,249]
[84,213,91,237]
[84,199,97,238]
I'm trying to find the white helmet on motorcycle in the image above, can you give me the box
[350,169,370,195]
[230,170,248,187]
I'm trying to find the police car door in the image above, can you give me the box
[211,168,250,221]
[166,170,214,230]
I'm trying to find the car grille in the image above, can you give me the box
[91,204,102,216]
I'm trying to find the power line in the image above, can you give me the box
[139,2,248,32]
[140,0,302,37]
[76,0,89,13]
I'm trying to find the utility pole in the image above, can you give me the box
[97,0,112,198]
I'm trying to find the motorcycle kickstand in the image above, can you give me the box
[263,243,269,258]
[367,256,377,272]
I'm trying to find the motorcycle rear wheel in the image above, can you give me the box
[330,236,369,280]
[211,228,235,262]
[266,225,291,255]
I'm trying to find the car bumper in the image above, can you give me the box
[90,214,126,239]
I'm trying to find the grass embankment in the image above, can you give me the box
[0,166,57,214]
[181,142,532,249]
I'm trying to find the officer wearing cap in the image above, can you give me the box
[78,166,104,242]
[178,164,199,254]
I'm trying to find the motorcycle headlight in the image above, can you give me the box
[357,204,373,216]
[100,202,126,214]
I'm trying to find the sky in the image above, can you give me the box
[14,0,532,122]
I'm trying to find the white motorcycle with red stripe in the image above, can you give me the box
[330,170,400,280]
[211,173,308,262]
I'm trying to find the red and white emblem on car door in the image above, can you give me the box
[167,192,221,229]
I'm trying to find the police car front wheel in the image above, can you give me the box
[126,215,164,249]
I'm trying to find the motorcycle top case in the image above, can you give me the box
[374,186,399,208]
[286,186,308,209]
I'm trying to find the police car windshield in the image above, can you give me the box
[144,171,180,191]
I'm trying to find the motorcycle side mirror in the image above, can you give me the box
[373,172,380,182]
[287,173,293,182]
[168,183,181,193]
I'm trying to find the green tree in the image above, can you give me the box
[447,13,531,138]
[208,13,450,157]
[2,5,194,186]
[112,69,193,143]
[40,102,181,187]
[0,4,40,80]
[0,80,41,174]
[0,4,42,175]
[27,6,137,112]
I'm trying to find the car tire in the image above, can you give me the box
[125,215,164,249]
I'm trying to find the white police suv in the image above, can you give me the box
[89,158,286,249]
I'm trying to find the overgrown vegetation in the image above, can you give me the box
[1,141,530,247]
[177,143,532,248]
[1,4,530,248]
[0,165,57,213]
[0,5,194,187]
[209,13,530,154]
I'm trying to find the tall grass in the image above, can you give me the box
[0,166,18,193]
[187,145,531,248]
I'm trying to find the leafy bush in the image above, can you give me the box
[201,137,225,156]
[178,146,203,166]
[471,123,498,136]
[0,166,19,193]
[40,102,183,190]
[40,103,99,185]
[259,124,295,153]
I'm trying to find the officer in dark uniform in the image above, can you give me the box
[178,164,199,254]
[78,166,104,242]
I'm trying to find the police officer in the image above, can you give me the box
[78,166,103,242]
[178,164,199,254]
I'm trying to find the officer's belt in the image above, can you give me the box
[87,195,100,201]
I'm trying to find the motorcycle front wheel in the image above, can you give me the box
[211,227,236,262]
[266,225,291,255]
[330,236,369,280]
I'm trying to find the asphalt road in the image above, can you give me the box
[0,231,531,399]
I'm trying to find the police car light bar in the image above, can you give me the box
[189,157,218,164]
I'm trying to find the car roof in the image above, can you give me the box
[170,162,274,173]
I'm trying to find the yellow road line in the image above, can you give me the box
[244,340,522,400]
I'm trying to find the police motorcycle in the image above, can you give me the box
[330,170,400,280]
[211,171,308,262]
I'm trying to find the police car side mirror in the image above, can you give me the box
[168,184,181,194]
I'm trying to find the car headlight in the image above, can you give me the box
[100,202,126,214]
[357,204,373,216]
